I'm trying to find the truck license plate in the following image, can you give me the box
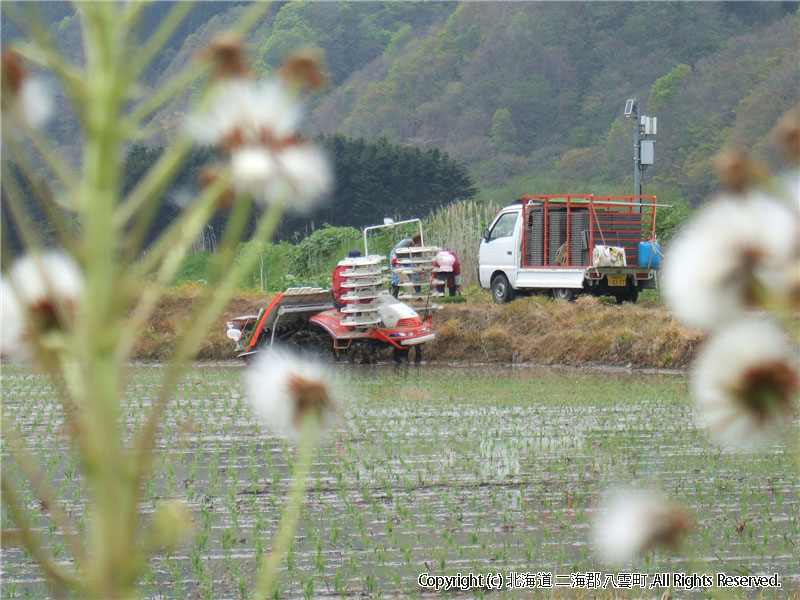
[608,275,626,287]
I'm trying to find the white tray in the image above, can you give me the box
[341,315,382,327]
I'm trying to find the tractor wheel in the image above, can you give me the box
[288,324,335,361]
[393,347,410,364]
[491,273,515,304]
[348,341,376,365]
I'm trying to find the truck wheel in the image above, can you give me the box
[491,274,515,304]
[615,288,639,304]
[551,288,576,302]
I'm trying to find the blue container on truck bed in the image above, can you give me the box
[638,240,661,268]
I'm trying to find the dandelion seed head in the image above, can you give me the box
[662,194,799,330]
[265,144,333,212]
[2,49,26,94]
[231,146,276,186]
[188,79,302,149]
[777,169,800,211]
[8,252,84,317]
[774,106,800,165]
[694,319,799,447]
[246,348,338,438]
[17,78,53,129]
[1,279,24,359]
[287,372,334,428]
[593,489,692,566]
[1,251,84,359]
[2,49,53,129]
[186,77,329,211]
[205,32,249,79]
[279,48,326,91]
[714,149,768,195]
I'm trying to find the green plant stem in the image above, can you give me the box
[0,476,81,598]
[204,194,254,285]
[12,21,87,123]
[0,142,78,256]
[127,61,208,125]
[0,161,46,254]
[128,202,284,547]
[1,420,86,565]
[1,106,80,200]
[117,137,192,245]
[123,1,193,86]
[752,277,800,342]
[230,1,274,36]
[116,173,231,364]
[119,0,147,30]
[77,4,134,597]
[255,414,319,599]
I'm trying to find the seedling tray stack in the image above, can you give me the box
[339,255,388,328]
[394,246,444,309]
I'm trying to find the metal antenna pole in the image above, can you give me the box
[625,97,655,214]
[633,99,642,201]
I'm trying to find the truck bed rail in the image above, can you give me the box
[521,195,658,269]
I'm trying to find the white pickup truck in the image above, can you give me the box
[478,195,662,304]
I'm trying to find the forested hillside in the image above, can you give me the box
[5,1,799,212]
[113,136,477,244]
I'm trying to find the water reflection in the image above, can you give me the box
[342,361,686,383]
[478,435,523,479]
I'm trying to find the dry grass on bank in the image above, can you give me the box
[134,285,272,360]
[429,295,702,369]
[136,286,702,368]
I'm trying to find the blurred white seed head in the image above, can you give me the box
[593,489,692,566]
[186,77,331,208]
[1,280,24,359]
[777,169,800,212]
[266,144,333,213]
[693,319,799,447]
[1,49,53,130]
[1,251,84,358]
[246,348,338,439]
[187,79,302,148]
[662,193,799,330]
[16,77,53,129]
[230,146,277,187]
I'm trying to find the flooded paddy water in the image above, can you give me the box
[2,363,798,598]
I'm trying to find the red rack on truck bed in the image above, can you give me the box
[521,195,658,269]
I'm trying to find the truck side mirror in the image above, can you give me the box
[483,227,490,242]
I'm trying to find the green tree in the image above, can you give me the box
[650,63,692,109]
[490,108,517,153]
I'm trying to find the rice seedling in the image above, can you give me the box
[2,363,798,597]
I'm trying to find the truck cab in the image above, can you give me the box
[479,195,662,303]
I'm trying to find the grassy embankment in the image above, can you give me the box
[137,285,701,368]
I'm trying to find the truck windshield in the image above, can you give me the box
[488,212,518,240]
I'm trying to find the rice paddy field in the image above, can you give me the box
[2,363,798,599]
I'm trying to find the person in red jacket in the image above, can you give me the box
[332,249,362,309]
[431,248,462,297]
